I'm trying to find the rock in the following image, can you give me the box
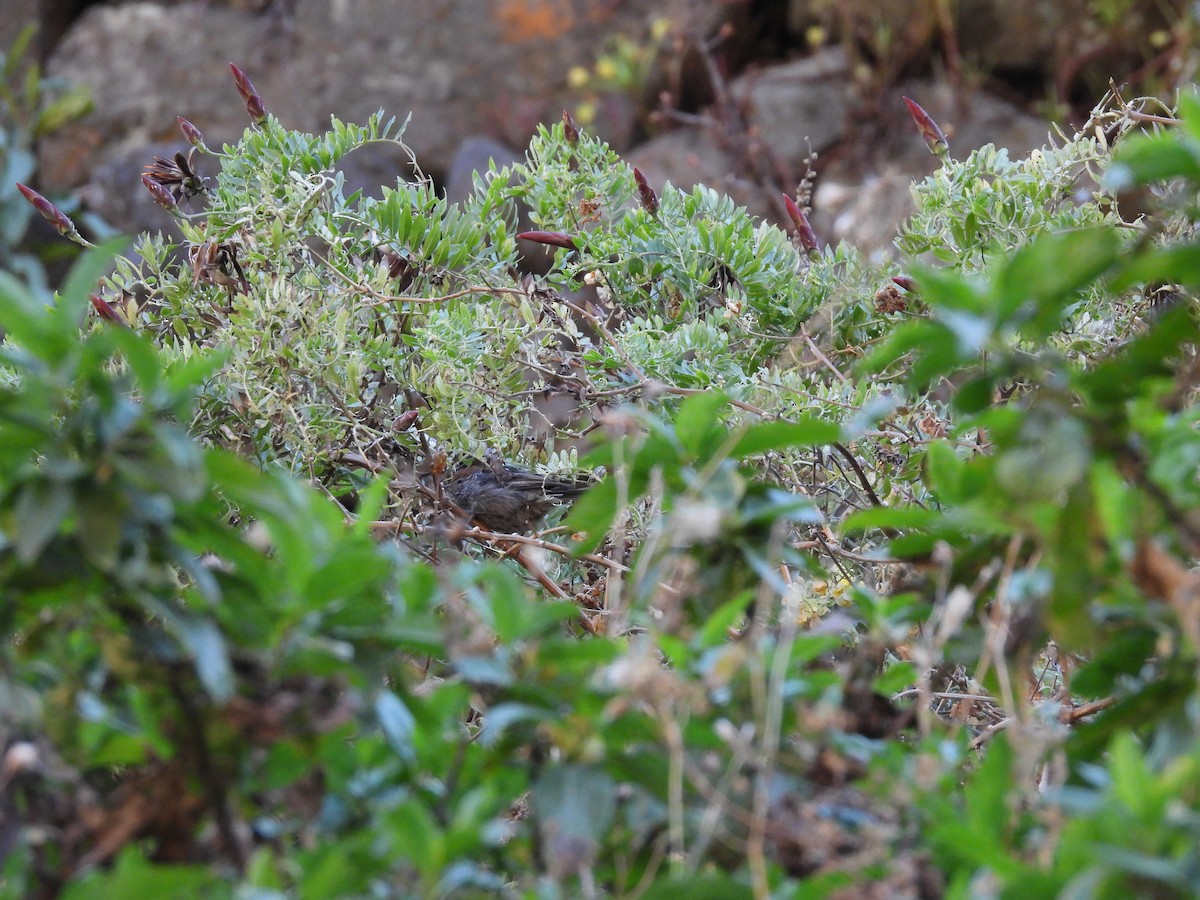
[38,0,663,231]
[625,126,774,222]
[443,137,522,205]
[730,47,852,169]
[0,7,36,58]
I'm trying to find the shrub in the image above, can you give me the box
[0,69,1197,899]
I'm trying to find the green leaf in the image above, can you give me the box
[841,505,943,533]
[61,237,130,322]
[924,439,966,502]
[674,390,727,458]
[3,24,36,80]
[996,228,1119,336]
[694,592,754,649]
[60,846,220,899]
[375,690,417,765]
[1112,243,1200,289]
[33,85,93,137]
[738,487,822,527]
[873,661,918,695]
[174,615,235,703]
[1106,132,1200,188]
[566,476,620,555]
[533,763,616,849]
[1082,303,1200,405]
[730,417,841,457]
[479,702,553,745]
[385,799,441,876]
[14,479,72,563]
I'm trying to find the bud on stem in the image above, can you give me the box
[89,294,126,325]
[902,96,949,158]
[16,183,93,247]
[177,116,208,151]
[141,175,178,212]
[517,231,579,251]
[782,193,820,256]
[633,167,659,216]
[230,62,267,124]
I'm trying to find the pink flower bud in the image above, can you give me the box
[229,62,267,124]
[517,231,579,251]
[782,193,820,255]
[177,116,206,149]
[16,183,81,241]
[142,175,178,211]
[89,294,125,325]
[633,167,659,216]
[902,97,949,157]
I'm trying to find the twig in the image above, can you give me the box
[313,247,523,305]
[168,673,246,871]
[801,327,848,383]
[832,442,884,508]
[1058,696,1115,723]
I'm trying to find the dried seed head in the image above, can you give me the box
[873,284,908,314]
[562,109,580,145]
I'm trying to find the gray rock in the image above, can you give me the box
[625,125,774,222]
[38,0,661,202]
[730,47,852,168]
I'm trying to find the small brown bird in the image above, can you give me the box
[446,450,591,534]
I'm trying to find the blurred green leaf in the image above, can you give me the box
[375,690,417,766]
[730,417,841,457]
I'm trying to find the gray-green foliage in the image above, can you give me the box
[104,112,836,500]
[897,133,1116,267]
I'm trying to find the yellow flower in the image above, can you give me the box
[567,66,590,90]
[594,57,618,83]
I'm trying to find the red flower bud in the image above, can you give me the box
[89,294,126,325]
[142,175,178,211]
[16,183,85,244]
[782,193,820,255]
[177,116,206,149]
[902,97,949,158]
[633,167,659,216]
[229,62,267,124]
[516,231,578,251]
[393,410,420,431]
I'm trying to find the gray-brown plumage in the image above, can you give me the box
[445,450,590,534]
